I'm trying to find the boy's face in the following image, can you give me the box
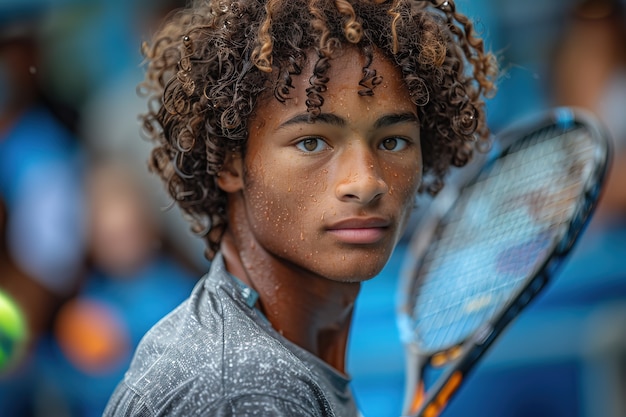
[222,47,422,282]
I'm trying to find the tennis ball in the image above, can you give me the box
[0,289,27,372]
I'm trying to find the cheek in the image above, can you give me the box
[244,177,295,235]
[243,158,324,240]
[383,160,422,232]
[384,157,422,200]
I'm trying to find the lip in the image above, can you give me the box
[326,217,391,244]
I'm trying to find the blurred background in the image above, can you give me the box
[0,0,624,416]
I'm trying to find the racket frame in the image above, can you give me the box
[398,107,612,417]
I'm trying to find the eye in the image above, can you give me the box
[295,137,329,153]
[379,137,408,151]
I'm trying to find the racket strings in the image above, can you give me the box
[426,128,592,250]
[409,125,597,352]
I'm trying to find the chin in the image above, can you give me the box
[326,253,391,283]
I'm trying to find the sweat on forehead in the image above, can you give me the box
[256,45,393,110]
[140,0,497,259]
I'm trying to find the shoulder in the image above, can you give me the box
[105,383,329,417]
[109,263,333,416]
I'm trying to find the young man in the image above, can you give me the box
[105,0,497,415]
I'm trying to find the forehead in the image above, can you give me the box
[322,46,402,88]
[257,46,414,118]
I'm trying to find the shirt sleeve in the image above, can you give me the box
[103,381,154,417]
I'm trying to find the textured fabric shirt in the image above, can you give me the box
[103,253,359,417]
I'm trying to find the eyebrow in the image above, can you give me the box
[278,113,345,129]
[373,113,419,129]
[277,112,419,130]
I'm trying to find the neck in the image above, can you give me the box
[221,227,360,374]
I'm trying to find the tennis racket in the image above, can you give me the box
[397,107,612,417]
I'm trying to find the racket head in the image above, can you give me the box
[398,106,611,365]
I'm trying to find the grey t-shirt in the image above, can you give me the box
[103,253,359,417]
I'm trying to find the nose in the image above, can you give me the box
[335,145,389,204]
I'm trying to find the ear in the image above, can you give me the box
[216,151,244,193]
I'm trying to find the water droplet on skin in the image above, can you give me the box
[300,231,304,241]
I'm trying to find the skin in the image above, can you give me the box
[217,47,422,373]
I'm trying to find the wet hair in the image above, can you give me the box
[140,0,498,259]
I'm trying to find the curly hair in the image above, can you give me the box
[140,0,498,259]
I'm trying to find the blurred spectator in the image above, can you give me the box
[0,156,197,417]
[0,6,86,362]
[547,0,626,302]
[0,7,89,417]
[549,5,626,413]
[551,0,626,224]
[78,0,209,273]
[0,2,201,413]
[27,158,197,417]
